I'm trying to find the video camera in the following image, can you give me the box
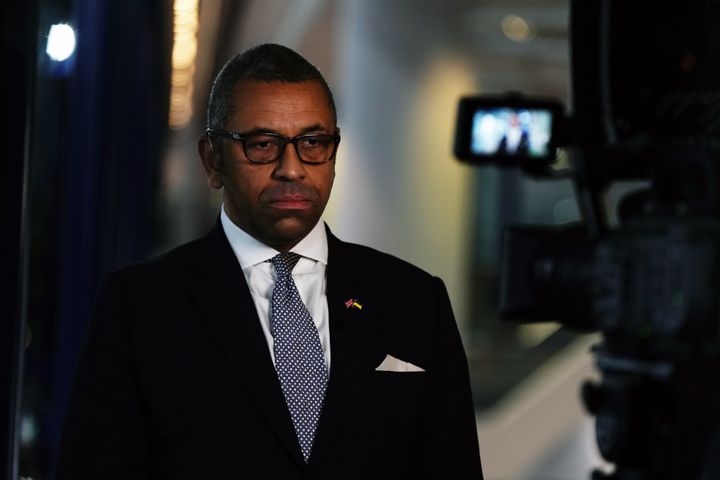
[454,1,720,478]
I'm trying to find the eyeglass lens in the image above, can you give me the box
[244,134,336,163]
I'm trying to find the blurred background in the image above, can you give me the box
[4,0,609,478]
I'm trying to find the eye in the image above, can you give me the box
[245,135,279,150]
[299,136,331,149]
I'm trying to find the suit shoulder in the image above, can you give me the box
[108,236,207,282]
[332,238,437,282]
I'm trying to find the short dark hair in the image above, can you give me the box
[206,43,337,129]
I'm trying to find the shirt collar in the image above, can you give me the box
[220,205,328,269]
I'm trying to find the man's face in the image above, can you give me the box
[200,80,337,252]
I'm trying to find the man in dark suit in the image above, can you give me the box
[496,112,530,156]
[56,43,483,479]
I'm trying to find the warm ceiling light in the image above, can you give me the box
[501,14,535,43]
[168,0,199,130]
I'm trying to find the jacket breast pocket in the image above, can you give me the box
[362,370,431,462]
[368,371,430,423]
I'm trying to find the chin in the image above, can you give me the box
[267,218,317,246]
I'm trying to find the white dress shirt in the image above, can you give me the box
[220,207,331,369]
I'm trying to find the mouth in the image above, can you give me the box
[268,194,313,210]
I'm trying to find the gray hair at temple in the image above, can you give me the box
[206,43,337,130]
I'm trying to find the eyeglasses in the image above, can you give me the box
[206,128,341,164]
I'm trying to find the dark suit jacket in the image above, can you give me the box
[55,223,483,479]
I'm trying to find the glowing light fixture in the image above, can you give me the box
[168,0,200,129]
[46,23,76,61]
[501,14,535,43]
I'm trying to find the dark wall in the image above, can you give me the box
[1,1,38,479]
[18,0,172,477]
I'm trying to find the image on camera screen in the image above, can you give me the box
[470,108,553,158]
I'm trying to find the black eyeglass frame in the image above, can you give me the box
[206,128,341,164]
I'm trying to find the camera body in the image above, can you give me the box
[454,1,720,478]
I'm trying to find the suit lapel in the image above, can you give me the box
[310,229,386,460]
[185,223,305,466]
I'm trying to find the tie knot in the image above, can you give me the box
[270,252,301,277]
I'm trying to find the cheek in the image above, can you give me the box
[315,177,334,204]
[223,169,263,204]
[316,167,335,195]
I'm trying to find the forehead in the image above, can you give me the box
[228,80,334,133]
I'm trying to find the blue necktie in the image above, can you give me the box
[270,252,328,462]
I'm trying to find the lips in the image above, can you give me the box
[269,194,312,210]
[267,192,314,210]
[262,185,319,211]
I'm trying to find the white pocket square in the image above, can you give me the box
[375,354,425,372]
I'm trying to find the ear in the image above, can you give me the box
[199,135,224,190]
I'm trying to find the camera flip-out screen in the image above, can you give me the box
[454,96,563,166]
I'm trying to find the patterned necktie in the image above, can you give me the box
[270,252,328,462]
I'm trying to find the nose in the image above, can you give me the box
[272,142,306,181]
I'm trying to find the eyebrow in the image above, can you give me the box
[239,124,333,136]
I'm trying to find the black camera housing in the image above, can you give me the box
[454,0,720,478]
